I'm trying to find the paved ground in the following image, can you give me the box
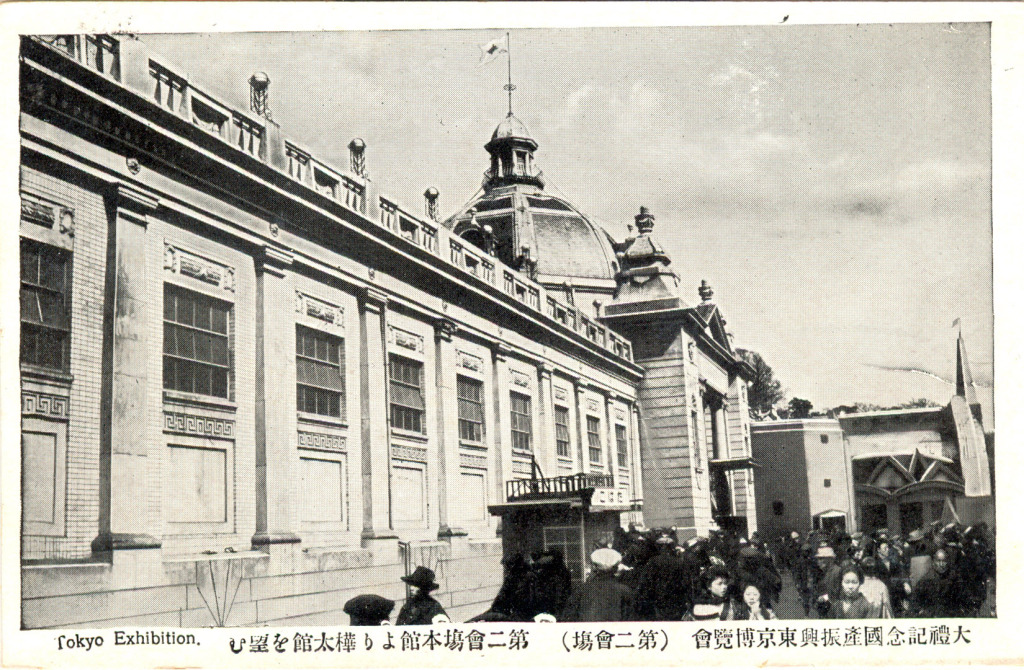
[773,571,808,620]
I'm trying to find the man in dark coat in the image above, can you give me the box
[636,533,692,620]
[563,549,635,622]
[909,549,964,617]
[533,550,573,619]
[396,566,449,625]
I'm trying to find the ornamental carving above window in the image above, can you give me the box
[388,326,423,353]
[295,291,344,329]
[164,243,235,292]
[457,350,484,373]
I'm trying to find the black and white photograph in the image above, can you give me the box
[2,3,1020,667]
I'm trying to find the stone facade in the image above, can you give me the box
[18,34,661,628]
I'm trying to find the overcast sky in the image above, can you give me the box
[145,24,993,424]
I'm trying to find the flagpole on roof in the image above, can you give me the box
[504,31,516,117]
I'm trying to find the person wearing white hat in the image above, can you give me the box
[562,548,635,622]
[812,545,843,619]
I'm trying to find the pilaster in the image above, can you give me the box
[536,365,558,480]
[359,287,396,544]
[573,380,588,475]
[252,245,300,547]
[434,318,466,538]
[94,183,161,554]
[605,392,621,490]
[491,343,514,504]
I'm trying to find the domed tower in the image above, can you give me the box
[444,114,620,317]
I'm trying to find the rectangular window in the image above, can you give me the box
[587,416,602,464]
[554,406,571,458]
[615,424,628,468]
[163,284,231,398]
[20,239,71,372]
[296,325,345,418]
[389,355,425,433]
[510,392,532,452]
[457,376,485,443]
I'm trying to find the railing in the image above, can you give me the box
[506,472,614,502]
[36,35,121,82]
[29,33,637,365]
[232,113,264,159]
[286,143,311,184]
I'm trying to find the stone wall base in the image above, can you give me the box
[21,538,503,628]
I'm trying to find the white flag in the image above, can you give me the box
[478,36,508,66]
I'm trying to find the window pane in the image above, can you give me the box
[211,304,227,334]
[194,301,211,330]
[21,328,37,364]
[37,292,65,329]
[20,291,39,324]
[212,368,228,398]
[21,246,38,283]
[210,335,228,365]
[195,331,211,362]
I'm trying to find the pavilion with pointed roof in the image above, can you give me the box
[751,331,995,539]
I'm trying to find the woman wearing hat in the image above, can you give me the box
[343,594,396,626]
[396,566,449,625]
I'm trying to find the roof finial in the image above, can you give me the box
[634,206,655,235]
[503,32,516,117]
[699,279,714,303]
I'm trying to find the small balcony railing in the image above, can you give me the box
[506,472,614,502]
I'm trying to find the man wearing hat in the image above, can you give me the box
[811,545,843,618]
[396,566,449,625]
[563,548,635,622]
[344,594,395,626]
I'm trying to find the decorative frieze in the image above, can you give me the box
[21,391,69,419]
[295,291,344,328]
[511,370,531,389]
[391,444,428,463]
[616,408,626,422]
[163,411,235,438]
[553,386,568,402]
[457,350,484,373]
[388,326,423,353]
[587,398,600,413]
[512,460,532,476]
[164,243,235,292]
[297,430,347,453]
[460,452,488,470]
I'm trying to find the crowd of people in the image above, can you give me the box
[342,521,996,625]
[778,522,996,619]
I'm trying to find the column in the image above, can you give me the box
[434,318,466,538]
[573,380,588,475]
[491,343,513,503]
[626,401,643,528]
[537,365,558,480]
[359,287,396,542]
[252,245,300,548]
[604,392,620,490]
[94,184,161,553]
[629,403,645,521]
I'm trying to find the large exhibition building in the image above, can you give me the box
[17,34,756,627]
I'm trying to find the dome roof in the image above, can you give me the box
[446,191,620,281]
[491,114,533,142]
